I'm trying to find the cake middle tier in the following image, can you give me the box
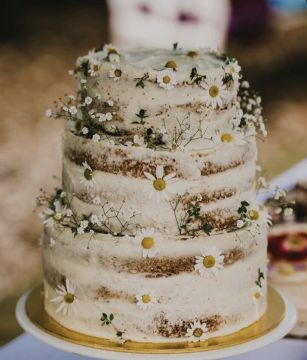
[63,131,256,236]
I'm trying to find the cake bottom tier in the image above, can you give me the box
[42,226,267,343]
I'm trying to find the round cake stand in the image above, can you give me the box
[16,285,297,360]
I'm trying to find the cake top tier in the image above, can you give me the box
[76,46,233,79]
[74,44,241,110]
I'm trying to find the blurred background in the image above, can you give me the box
[0,0,306,346]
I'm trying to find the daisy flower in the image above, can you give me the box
[195,246,224,278]
[108,65,122,81]
[50,279,79,316]
[80,161,96,190]
[135,288,157,311]
[224,60,241,80]
[133,228,161,258]
[157,69,177,90]
[248,203,272,228]
[102,44,120,63]
[212,124,246,146]
[88,59,101,77]
[200,72,227,109]
[144,165,176,202]
[42,200,72,228]
[186,320,208,342]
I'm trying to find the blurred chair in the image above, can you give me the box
[107,0,231,50]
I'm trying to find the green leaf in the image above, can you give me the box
[255,268,265,288]
[135,73,149,88]
[202,223,213,235]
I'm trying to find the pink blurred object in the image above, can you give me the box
[107,0,231,50]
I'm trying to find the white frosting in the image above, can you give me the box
[43,226,267,342]
[62,155,256,235]
[42,47,267,343]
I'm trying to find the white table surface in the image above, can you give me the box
[0,334,307,360]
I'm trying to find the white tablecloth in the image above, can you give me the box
[1,334,307,360]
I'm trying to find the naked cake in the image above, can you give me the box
[39,44,271,344]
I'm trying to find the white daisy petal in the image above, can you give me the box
[144,172,155,181]
[156,165,164,179]
[164,172,176,181]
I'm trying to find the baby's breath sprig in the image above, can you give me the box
[96,201,139,236]
[164,115,210,150]
[45,82,118,144]
[237,81,267,138]
[135,72,149,88]
[266,187,295,217]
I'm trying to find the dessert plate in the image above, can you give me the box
[16,285,296,360]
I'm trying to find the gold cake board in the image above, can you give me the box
[16,284,297,359]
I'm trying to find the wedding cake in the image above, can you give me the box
[40,45,270,344]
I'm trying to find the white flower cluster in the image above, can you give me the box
[39,194,73,229]
[77,219,93,235]
[237,81,267,137]
[76,44,121,78]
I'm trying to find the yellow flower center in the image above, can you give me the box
[93,64,100,72]
[153,178,166,191]
[141,237,155,249]
[84,168,93,181]
[108,48,118,55]
[142,294,151,303]
[64,293,75,304]
[114,69,122,77]
[209,85,219,98]
[203,255,216,268]
[221,133,233,143]
[165,60,177,70]
[53,212,63,222]
[193,328,203,338]
[187,50,198,58]
[163,75,171,84]
[249,209,260,221]
[229,66,235,74]
[254,291,261,300]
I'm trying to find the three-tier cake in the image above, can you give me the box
[40,45,270,343]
